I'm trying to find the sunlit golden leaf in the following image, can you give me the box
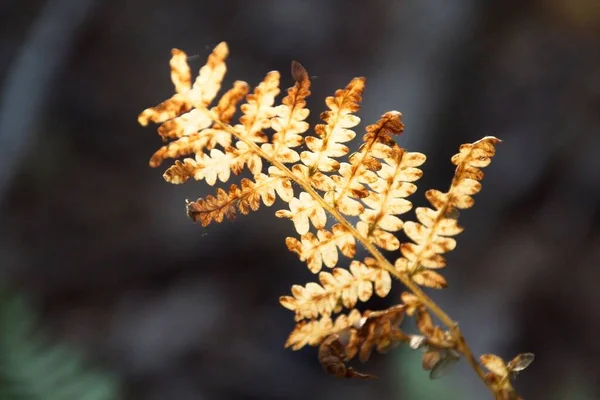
[300,77,365,172]
[394,136,500,289]
[275,192,326,235]
[234,70,280,143]
[138,44,226,127]
[284,309,362,350]
[412,270,447,289]
[279,260,392,321]
[169,48,192,93]
[285,224,355,273]
[262,61,311,163]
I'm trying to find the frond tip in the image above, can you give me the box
[395,136,501,288]
[138,42,229,129]
[301,77,365,173]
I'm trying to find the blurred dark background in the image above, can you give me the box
[1,0,599,399]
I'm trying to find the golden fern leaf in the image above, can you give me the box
[186,171,294,226]
[328,111,405,216]
[319,112,425,253]
[280,112,422,287]
[394,136,501,288]
[356,145,426,251]
[284,309,362,350]
[274,192,327,234]
[146,49,313,228]
[274,78,367,234]
[280,115,418,301]
[149,81,249,167]
[300,77,365,174]
[161,72,278,185]
[235,71,280,143]
[137,49,192,128]
[284,223,355,273]
[261,61,311,163]
[279,258,391,321]
[138,43,229,134]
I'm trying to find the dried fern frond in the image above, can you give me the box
[301,77,365,174]
[394,137,501,289]
[138,43,228,132]
[139,42,533,399]
[284,309,363,351]
[480,353,535,400]
[261,61,311,163]
[355,144,426,251]
[149,80,249,168]
[284,223,355,273]
[279,258,391,321]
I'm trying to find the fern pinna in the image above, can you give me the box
[139,42,534,399]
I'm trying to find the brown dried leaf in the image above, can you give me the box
[162,159,196,184]
[140,44,520,390]
[362,111,405,145]
[227,141,263,176]
[186,175,290,226]
[138,94,193,129]
[142,46,253,186]
[415,307,435,336]
[356,222,400,251]
[318,334,376,379]
[354,304,406,362]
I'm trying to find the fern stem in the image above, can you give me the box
[207,112,491,393]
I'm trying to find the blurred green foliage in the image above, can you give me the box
[0,288,121,400]
[393,346,465,400]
